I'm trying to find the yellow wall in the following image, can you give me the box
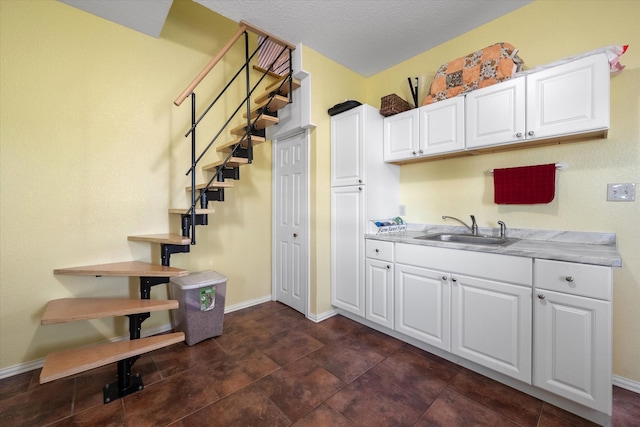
[1,0,639,387]
[0,0,273,369]
[365,0,640,382]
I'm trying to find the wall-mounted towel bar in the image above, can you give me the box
[488,162,567,174]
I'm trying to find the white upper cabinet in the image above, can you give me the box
[419,96,465,156]
[467,53,610,150]
[383,109,419,162]
[331,106,365,187]
[389,53,610,157]
[526,53,610,140]
[383,96,464,162]
[465,77,526,149]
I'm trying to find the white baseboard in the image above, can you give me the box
[613,375,640,394]
[307,308,337,323]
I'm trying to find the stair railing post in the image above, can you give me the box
[190,92,197,245]
[244,31,253,163]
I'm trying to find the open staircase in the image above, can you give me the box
[40,21,298,403]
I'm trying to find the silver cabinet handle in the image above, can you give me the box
[412,151,417,155]
[358,187,362,191]
[375,249,380,253]
[442,276,448,281]
[565,276,574,283]
[358,179,363,183]
[516,132,523,138]
[528,131,534,136]
[451,277,457,283]
[538,293,545,300]
[293,233,297,238]
[386,265,391,269]
[419,149,424,154]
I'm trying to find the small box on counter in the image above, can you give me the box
[369,217,407,234]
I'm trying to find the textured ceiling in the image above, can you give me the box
[59,0,533,77]
[195,0,533,76]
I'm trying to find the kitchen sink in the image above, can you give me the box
[414,233,520,246]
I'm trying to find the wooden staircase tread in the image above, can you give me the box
[255,78,300,104]
[230,115,279,135]
[217,136,266,152]
[186,181,235,192]
[168,208,216,215]
[54,261,189,278]
[128,234,190,245]
[39,332,185,384]
[243,95,289,118]
[202,157,249,171]
[42,298,179,325]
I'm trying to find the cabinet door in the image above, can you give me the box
[419,96,465,155]
[395,264,450,351]
[465,77,526,149]
[365,258,394,328]
[451,274,532,383]
[331,107,365,187]
[383,109,419,162]
[526,53,609,140]
[533,289,612,414]
[330,186,365,316]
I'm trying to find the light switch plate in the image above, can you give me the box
[607,183,636,201]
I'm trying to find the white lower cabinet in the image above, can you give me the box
[533,259,612,415]
[451,273,532,383]
[365,258,394,328]
[395,264,450,351]
[330,186,365,317]
[394,243,532,382]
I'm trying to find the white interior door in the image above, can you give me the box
[273,130,309,315]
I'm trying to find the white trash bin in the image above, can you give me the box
[169,271,227,346]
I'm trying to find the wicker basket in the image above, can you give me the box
[380,94,413,117]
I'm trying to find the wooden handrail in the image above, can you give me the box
[240,20,296,51]
[174,21,296,106]
[174,24,248,106]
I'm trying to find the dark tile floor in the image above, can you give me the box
[1,301,639,426]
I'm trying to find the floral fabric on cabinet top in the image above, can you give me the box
[424,42,524,105]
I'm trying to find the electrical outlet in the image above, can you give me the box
[607,183,636,201]
[399,205,406,216]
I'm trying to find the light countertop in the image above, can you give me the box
[366,224,622,267]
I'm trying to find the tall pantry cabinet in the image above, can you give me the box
[331,105,400,316]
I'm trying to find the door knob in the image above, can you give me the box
[293,233,298,238]
[538,293,545,300]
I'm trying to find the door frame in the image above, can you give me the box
[271,129,311,317]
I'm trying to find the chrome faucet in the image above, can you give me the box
[498,221,507,239]
[442,215,478,235]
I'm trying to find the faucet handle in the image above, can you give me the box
[470,215,478,235]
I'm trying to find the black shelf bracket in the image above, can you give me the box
[139,276,170,300]
[160,243,190,267]
[181,214,209,238]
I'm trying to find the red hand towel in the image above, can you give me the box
[493,163,556,204]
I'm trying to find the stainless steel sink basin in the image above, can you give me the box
[414,233,520,246]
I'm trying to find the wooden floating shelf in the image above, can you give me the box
[53,261,189,278]
[41,298,179,325]
[230,115,279,135]
[186,181,234,192]
[168,208,216,215]
[202,157,249,171]
[128,234,190,245]
[39,332,185,384]
[217,136,266,152]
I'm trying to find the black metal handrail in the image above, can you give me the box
[181,28,293,244]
